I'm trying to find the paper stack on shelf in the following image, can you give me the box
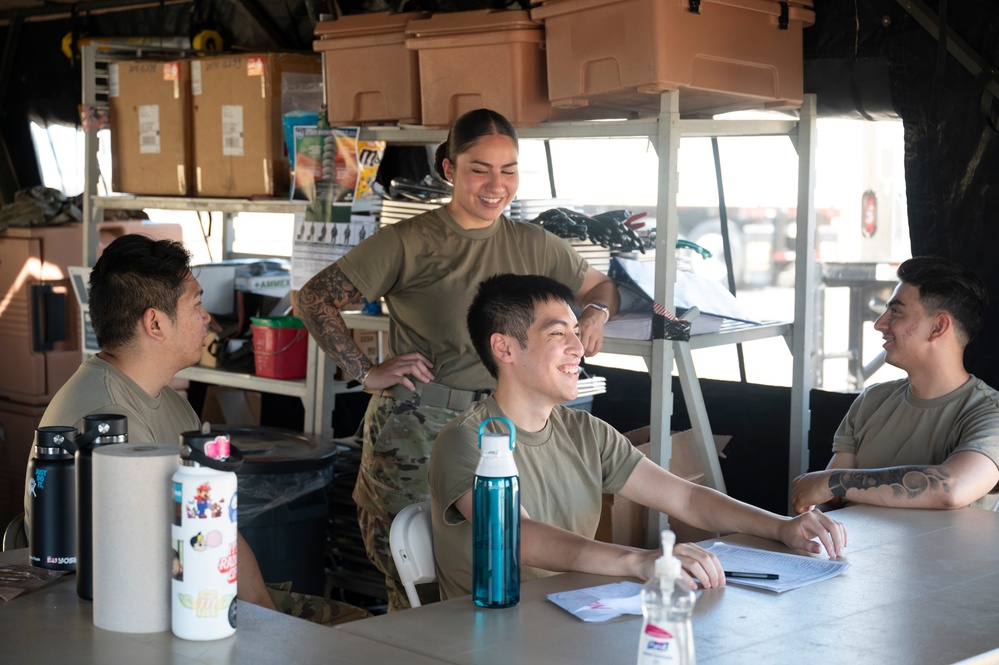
[576,374,607,398]
[374,199,444,225]
[568,242,612,275]
[373,197,611,274]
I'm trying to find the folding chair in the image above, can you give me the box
[2,513,27,552]
[389,501,435,608]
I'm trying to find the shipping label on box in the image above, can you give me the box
[138,105,160,154]
[221,105,245,157]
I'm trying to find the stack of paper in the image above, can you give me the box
[546,543,851,623]
[576,375,607,398]
[706,542,851,593]
[374,199,443,226]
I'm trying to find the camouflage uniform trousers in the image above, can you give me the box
[353,392,459,612]
[265,582,371,626]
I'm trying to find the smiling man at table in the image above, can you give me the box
[792,256,999,513]
[428,274,847,599]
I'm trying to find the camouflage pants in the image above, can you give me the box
[353,393,457,612]
[265,582,371,626]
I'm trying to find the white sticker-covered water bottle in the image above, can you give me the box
[172,431,242,640]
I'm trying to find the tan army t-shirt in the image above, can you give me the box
[338,207,589,391]
[428,397,645,600]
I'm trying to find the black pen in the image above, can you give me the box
[725,571,779,580]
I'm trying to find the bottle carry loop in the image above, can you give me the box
[477,416,517,450]
[179,431,244,472]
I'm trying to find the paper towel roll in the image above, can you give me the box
[92,442,177,633]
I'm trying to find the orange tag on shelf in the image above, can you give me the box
[163,61,180,81]
[246,56,265,77]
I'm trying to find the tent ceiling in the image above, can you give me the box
[0,0,192,23]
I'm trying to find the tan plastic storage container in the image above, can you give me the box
[314,11,428,125]
[405,9,551,128]
[532,0,815,117]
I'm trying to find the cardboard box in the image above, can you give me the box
[335,328,383,380]
[192,53,322,197]
[405,9,551,128]
[595,428,730,548]
[201,386,262,427]
[532,0,815,117]
[314,11,428,124]
[353,329,381,364]
[108,59,192,195]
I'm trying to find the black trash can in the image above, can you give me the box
[220,427,337,597]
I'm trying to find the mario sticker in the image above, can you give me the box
[186,481,226,519]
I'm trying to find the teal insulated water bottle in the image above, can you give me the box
[472,417,520,608]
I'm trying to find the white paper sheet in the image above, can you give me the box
[706,542,850,593]
[547,581,644,622]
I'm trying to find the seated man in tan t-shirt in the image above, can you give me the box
[792,256,999,513]
[30,234,369,625]
[428,273,848,599]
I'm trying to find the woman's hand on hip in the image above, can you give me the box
[363,353,435,391]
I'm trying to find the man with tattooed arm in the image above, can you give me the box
[792,256,999,513]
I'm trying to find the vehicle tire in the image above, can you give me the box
[686,219,744,287]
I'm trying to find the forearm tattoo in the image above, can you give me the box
[828,466,951,501]
[295,264,369,381]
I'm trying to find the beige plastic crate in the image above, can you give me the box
[532,0,815,117]
[405,9,551,128]
[314,11,428,124]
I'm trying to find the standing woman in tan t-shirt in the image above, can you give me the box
[295,108,620,611]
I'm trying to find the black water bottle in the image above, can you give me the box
[27,426,78,571]
[75,413,127,600]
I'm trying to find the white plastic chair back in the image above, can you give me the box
[389,501,436,608]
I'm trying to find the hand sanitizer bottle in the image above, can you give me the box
[637,530,696,664]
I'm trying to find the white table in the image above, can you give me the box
[336,505,999,665]
[0,549,440,665]
[6,506,999,664]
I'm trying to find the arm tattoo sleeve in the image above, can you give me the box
[828,466,952,501]
[295,264,369,381]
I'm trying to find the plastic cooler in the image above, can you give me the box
[531,0,816,117]
[404,9,551,128]
[313,11,428,125]
[250,316,308,380]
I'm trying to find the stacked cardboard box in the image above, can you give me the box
[334,328,383,380]
[191,52,322,198]
[596,427,730,547]
[108,59,192,195]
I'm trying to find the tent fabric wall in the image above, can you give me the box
[804,0,999,387]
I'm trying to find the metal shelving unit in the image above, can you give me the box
[79,44,345,440]
[355,91,818,535]
[82,38,817,513]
